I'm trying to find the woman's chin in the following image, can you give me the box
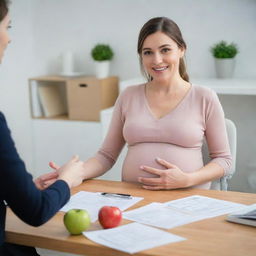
[151,75,170,84]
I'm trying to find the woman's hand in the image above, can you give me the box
[49,157,86,188]
[49,161,60,170]
[138,158,191,190]
[57,155,85,188]
[34,171,59,190]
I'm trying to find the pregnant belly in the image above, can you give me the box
[122,142,204,184]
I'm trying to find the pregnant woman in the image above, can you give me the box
[52,17,232,190]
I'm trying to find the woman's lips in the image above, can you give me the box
[152,66,169,72]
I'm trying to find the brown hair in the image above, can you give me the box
[0,0,9,22]
[137,17,189,82]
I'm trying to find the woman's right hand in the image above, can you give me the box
[57,155,85,188]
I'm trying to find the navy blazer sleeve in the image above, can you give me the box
[0,112,70,241]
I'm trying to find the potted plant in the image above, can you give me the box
[91,44,114,79]
[210,41,238,78]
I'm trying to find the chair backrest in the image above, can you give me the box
[202,118,237,190]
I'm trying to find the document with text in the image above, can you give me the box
[123,195,244,229]
[60,191,143,222]
[84,222,186,254]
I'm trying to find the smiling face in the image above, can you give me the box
[141,31,184,83]
[0,13,11,63]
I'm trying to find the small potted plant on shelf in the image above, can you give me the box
[91,44,114,79]
[210,40,238,79]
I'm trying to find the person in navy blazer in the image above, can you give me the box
[0,1,86,255]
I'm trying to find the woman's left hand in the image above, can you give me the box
[34,171,59,190]
[138,158,191,190]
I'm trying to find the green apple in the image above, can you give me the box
[63,209,91,235]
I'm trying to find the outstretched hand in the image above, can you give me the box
[138,158,191,190]
[57,155,85,188]
[34,171,59,190]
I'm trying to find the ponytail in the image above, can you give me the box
[179,57,189,82]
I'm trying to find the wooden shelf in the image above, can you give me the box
[119,77,256,96]
[191,78,256,95]
[32,114,69,120]
[29,75,119,122]
[29,75,91,82]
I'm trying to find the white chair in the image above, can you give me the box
[202,119,237,191]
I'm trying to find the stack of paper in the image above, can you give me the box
[123,195,245,229]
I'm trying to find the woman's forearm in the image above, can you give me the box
[82,157,107,180]
[188,162,225,187]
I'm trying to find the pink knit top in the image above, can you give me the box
[95,84,232,189]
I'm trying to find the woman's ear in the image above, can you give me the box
[179,47,185,58]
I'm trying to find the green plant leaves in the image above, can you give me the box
[210,41,238,59]
[91,44,114,61]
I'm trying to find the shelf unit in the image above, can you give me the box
[191,78,256,95]
[29,75,119,121]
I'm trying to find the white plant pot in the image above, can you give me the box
[95,60,110,79]
[214,58,235,79]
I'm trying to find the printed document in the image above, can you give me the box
[60,191,143,222]
[84,222,186,254]
[123,195,244,229]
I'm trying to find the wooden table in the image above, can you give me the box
[5,179,256,256]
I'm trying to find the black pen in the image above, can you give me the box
[101,192,132,199]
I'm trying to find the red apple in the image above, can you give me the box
[98,206,122,229]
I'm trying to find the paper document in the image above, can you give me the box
[164,195,244,217]
[60,191,143,222]
[84,222,186,254]
[30,80,43,117]
[123,195,244,229]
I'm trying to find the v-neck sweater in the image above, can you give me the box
[95,84,232,189]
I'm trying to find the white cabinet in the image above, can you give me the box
[31,118,121,181]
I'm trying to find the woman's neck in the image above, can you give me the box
[148,75,188,94]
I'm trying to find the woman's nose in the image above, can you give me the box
[152,52,162,64]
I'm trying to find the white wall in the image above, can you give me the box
[30,0,256,79]
[0,0,256,177]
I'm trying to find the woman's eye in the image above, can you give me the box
[161,48,171,53]
[7,25,12,30]
[143,51,152,55]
